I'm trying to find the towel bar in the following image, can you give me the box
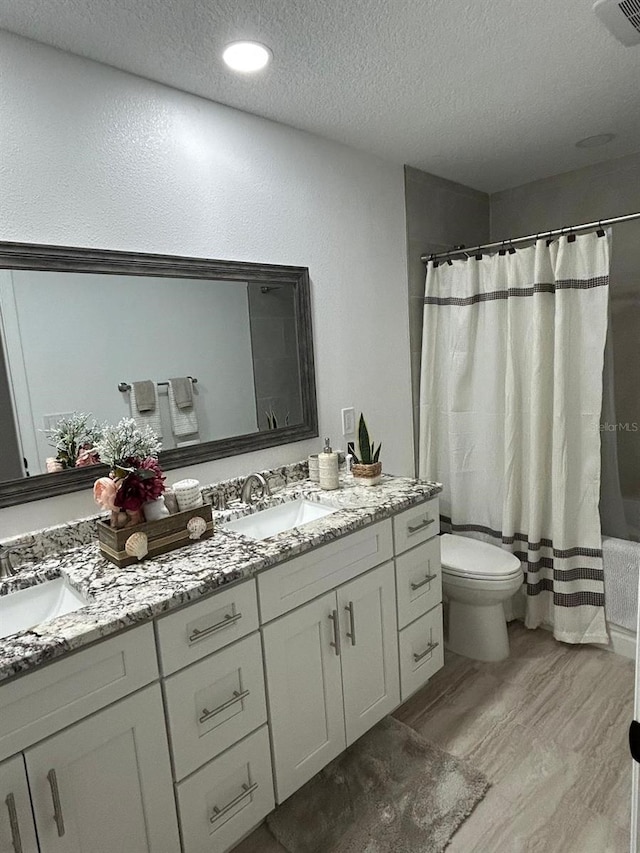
[118,377,198,392]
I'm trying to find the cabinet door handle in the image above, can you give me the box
[328,609,341,656]
[5,793,23,853]
[344,601,357,646]
[188,611,242,644]
[410,572,438,592]
[199,689,250,724]
[413,640,439,663]
[209,781,258,824]
[407,517,435,534]
[47,769,65,837]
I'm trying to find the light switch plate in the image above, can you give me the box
[42,412,76,431]
[341,407,355,436]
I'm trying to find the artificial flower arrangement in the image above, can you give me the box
[44,411,103,470]
[91,418,212,566]
[92,418,166,529]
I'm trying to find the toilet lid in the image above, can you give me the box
[440,533,522,580]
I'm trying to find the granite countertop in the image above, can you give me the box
[0,472,441,685]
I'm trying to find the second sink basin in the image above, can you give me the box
[0,577,89,639]
[223,498,337,540]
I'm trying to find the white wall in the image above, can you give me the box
[0,31,413,537]
[3,271,257,472]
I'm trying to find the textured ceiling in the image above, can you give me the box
[1,0,639,192]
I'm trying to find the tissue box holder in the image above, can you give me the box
[97,504,214,567]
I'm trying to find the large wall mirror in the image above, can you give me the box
[0,242,317,508]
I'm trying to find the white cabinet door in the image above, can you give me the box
[0,754,39,853]
[338,563,400,744]
[631,574,640,853]
[25,683,180,853]
[262,591,346,803]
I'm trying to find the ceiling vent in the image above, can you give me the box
[594,0,640,45]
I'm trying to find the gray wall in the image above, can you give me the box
[0,332,24,480]
[491,153,640,501]
[404,166,490,472]
[248,283,302,431]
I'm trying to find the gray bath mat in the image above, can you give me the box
[266,716,489,853]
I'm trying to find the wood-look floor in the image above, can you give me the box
[233,622,635,853]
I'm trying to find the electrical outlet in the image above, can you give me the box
[341,407,356,436]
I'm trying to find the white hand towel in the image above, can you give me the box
[129,383,162,438]
[168,383,199,437]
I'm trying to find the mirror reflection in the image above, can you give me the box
[1,271,302,478]
[0,245,317,507]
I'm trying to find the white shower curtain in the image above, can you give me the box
[419,232,610,644]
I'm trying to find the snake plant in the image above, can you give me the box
[352,413,381,464]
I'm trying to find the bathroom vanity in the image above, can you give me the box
[0,471,442,853]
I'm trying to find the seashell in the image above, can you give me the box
[187,516,207,540]
[125,531,148,561]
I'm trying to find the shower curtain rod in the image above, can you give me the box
[420,211,640,263]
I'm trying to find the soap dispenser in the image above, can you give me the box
[319,438,339,490]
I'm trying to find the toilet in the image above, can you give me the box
[440,533,524,662]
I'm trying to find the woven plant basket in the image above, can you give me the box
[352,461,382,486]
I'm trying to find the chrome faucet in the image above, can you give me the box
[240,473,271,504]
[0,541,34,579]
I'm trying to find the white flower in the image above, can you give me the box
[94,418,162,468]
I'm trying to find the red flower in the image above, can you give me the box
[113,457,165,512]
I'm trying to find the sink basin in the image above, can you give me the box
[0,577,89,639]
[223,498,337,540]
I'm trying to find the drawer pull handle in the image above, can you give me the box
[5,793,23,853]
[199,689,250,724]
[328,609,341,656]
[210,781,259,824]
[188,611,242,644]
[410,572,438,592]
[47,769,65,837]
[345,601,357,646]
[407,517,435,534]
[413,641,439,663]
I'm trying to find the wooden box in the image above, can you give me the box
[97,504,214,567]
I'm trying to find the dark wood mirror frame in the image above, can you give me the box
[0,241,318,508]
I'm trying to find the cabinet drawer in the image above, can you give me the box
[395,538,442,629]
[392,498,440,555]
[258,520,393,622]
[398,604,444,702]
[0,623,157,761]
[164,632,267,780]
[177,725,274,853]
[156,580,259,675]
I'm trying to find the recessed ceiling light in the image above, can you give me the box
[223,41,272,73]
[575,133,616,149]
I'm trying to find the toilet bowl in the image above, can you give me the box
[440,533,523,662]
